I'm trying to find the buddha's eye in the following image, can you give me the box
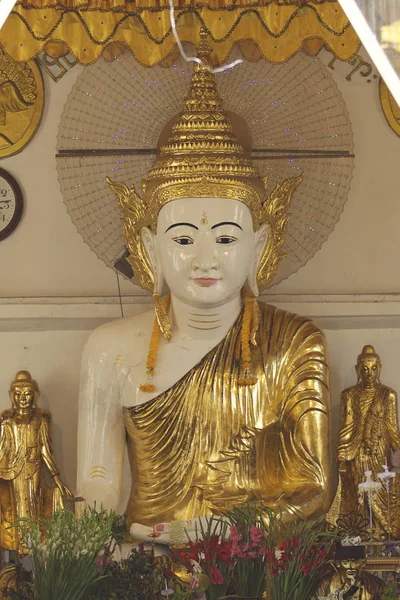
[172,236,193,245]
[216,236,237,244]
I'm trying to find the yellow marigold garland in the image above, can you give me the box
[238,287,259,386]
[140,289,258,391]
[140,294,171,393]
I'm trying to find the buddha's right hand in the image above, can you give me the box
[129,522,172,545]
[129,518,209,546]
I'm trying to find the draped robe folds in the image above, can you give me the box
[0,409,63,551]
[329,383,400,537]
[123,302,331,528]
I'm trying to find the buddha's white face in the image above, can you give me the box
[144,197,267,308]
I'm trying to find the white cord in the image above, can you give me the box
[168,0,243,73]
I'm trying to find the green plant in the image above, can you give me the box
[14,507,118,600]
[382,581,397,600]
[177,517,233,600]
[87,543,164,600]
[266,518,336,600]
[224,501,275,598]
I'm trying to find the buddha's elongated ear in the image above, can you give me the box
[141,227,164,295]
[257,174,303,290]
[247,224,268,297]
[107,177,154,292]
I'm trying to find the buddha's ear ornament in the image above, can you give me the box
[106,177,154,293]
[256,173,304,291]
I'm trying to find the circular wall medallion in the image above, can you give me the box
[379,78,400,137]
[0,169,23,241]
[0,49,44,158]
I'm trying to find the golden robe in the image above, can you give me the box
[124,302,331,528]
[329,383,400,537]
[0,408,63,551]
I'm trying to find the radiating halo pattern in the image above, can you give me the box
[57,50,354,287]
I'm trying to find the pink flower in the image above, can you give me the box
[231,541,243,557]
[96,554,111,568]
[209,565,224,585]
[250,525,264,546]
[229,526,242,543]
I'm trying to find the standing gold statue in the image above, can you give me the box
[0,371,72,552]
[327,345,400,538]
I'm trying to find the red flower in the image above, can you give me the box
[311,558,320,569]
[209,565,224,585]
[216,540,232,563]
[266,551,275,564]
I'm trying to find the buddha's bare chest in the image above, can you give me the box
[117,336,219,406]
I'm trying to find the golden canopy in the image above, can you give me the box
[1,0,360,66]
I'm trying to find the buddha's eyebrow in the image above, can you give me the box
[211,221,243,231]
[165,222,199,233]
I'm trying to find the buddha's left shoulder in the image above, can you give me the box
[380,384,398,399]
[257,300,325,338]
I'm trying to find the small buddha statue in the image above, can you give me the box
[317,546,384,600]
[327,345,400,538]
[77,33,332,543]
[0,371,72,553]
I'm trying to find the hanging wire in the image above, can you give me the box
[168,0,243,73]
[116,272,124,318]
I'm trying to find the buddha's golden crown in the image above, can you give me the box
[142,30,265,227]
[107,32,304,292]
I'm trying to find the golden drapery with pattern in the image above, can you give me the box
[123,301,331,528]
[0,0,360,65]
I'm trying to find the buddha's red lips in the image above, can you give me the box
[192,277,220,286]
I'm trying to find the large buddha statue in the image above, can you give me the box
[77,35,331,541]
[327,345,400,538]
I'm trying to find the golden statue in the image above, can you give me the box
[317,546,384,599]
[77,33,331,541]
[327,345,400,538]
[0,371,72,553]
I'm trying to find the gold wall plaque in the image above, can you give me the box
[379,78,400,138]
[0,47,44,158]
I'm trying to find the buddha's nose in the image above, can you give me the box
[192,236,218,271]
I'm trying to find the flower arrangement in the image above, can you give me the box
[7,505,335,600]
[265,518,336,600]
[225,501,271,598]
[88,542,164,600]
[176,518,233,600]
[177,504,335,600]
[11,507,119,600]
